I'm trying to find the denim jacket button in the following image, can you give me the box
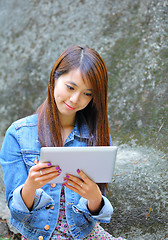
[44,224,50,230]
[50,183,56,188]
[38,236,43,240]
[34,157,38,165]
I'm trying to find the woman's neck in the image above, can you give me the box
[59,114,76,128]
[59,114,76,143]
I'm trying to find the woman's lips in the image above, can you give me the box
[64,102,76,110]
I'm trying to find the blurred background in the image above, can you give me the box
[0,0,167,239]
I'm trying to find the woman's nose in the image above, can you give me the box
[70,92,80,103]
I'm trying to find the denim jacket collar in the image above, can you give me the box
[64,114,94,146]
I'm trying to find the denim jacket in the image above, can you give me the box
[0,114,113,240]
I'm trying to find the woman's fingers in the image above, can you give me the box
[37,167,61,186]
[64,169,90,186]
[32,162,53,171]
[63,171,86,195]
[64,176,85,190]
[29,165,61,178]
[76,169,91,183]
[64,169,102,204]
[37,170,61,184]
[27,163,62,188]
[38,165,61,176]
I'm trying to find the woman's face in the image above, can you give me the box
[54,68,93,121]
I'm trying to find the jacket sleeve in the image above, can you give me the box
[0,124,54,221]
[72,195,113,223]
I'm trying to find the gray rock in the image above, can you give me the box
[0,220,10,237]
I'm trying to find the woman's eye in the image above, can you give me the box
[66,84,74,90]
[84,92,92,97]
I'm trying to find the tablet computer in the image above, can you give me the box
[40,146,118,183]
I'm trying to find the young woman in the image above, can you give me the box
[0,45,126,239]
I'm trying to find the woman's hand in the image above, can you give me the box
[21,162,61,210]
[63,169,103,214]
[26,162,61,190]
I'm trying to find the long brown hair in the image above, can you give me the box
[37,45,110,190]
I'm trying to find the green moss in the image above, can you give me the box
[0,238,11,240]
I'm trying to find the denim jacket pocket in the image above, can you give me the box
[72,207,91,228]
[21,151,40,172]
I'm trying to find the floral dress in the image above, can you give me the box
[51,187,126,240]
[23,186,126,240]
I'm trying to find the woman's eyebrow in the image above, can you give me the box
[67,81,92,91]
[67,81,77,86]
